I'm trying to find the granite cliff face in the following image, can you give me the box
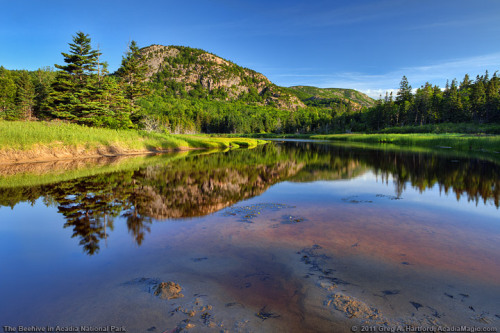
[139,45,306,111]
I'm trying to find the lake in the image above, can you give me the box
[0,140,499,333]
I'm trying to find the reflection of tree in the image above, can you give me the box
[121,189,153,246]
[55,178,122,255]
[123,209,152,246]
[1,142,499,255]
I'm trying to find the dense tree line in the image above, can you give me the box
[364,73,500,131]
[138,92,365,134]
[0,66,56,120]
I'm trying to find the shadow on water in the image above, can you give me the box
[0,141,498,255]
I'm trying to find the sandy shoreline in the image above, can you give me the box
[0,145,202,165]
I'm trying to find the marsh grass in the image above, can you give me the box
[311,133,500,152]
[378,123,500,134]
[0,121,265,152]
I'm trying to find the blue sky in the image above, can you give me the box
[2,0,500,98]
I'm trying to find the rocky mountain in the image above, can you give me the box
[287,85,376,110]
[139,45,305,110]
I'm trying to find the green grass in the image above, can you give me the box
[311,133,500,153]
[224,127,500,154]
[0,121,265,153]
[378,123,500,134]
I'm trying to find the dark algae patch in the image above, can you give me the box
[381,290,400,296]
[281,214,307,224]
[444,292,454,299]
[256,306,281,321]
[191,257,208,262]
[410,301,423,311]
[298,245,352,285]
[222,203,295,223]
[341,195,373,204]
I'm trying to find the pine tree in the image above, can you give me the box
[396,76,412,125]
[430,85,443,123]
[47,32,134,128]
[485,74,499,122]
[396,76,413,103]
[116,40,149,103]
[471,80,486,122]
[33,67,56,119]
[442,79,463,122]
[0,67,16,119]
[48,32,101,122]
[55,32,99,83]
[15,70,36,120]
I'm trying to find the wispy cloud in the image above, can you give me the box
[269,52,500,99]
[281,0,405,28]
[409,14,500,30]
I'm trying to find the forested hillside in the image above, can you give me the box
[287,86,375,109]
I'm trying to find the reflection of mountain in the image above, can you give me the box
[130,161,301,219]
[1,141,498,255]
[0,145,304,254]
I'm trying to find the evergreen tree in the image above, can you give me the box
[116,40,149,103]
[396,76,413,103]
[55,32,99,82]
[33,67,56,119]
[430,85,443,123]
[48,32,101,122]
[459,74,472,121]
[470,80,486,122]
[0,67,16,119]
[396,76,413,125]
[413,82,433,125]
[15,70,36,120]
[485,74,500,122]
[47,32,134,128]
[460,74,472,91]
[442,79,463,122]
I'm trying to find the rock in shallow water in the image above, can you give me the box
[153,281,184,300]
[325,292,381,320]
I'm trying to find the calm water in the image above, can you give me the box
[0,141,499,333]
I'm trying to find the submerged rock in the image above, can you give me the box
[153,281,184,300]
[325,292,381,320]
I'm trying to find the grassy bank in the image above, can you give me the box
[377,123,500,134]
[225,129,500,153]
[0,121,265,163]
[310,133,500,152]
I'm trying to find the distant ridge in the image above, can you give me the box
[288,85,375,109]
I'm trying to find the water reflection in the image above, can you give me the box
[288,142,500,207]
[1,142,498,255]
